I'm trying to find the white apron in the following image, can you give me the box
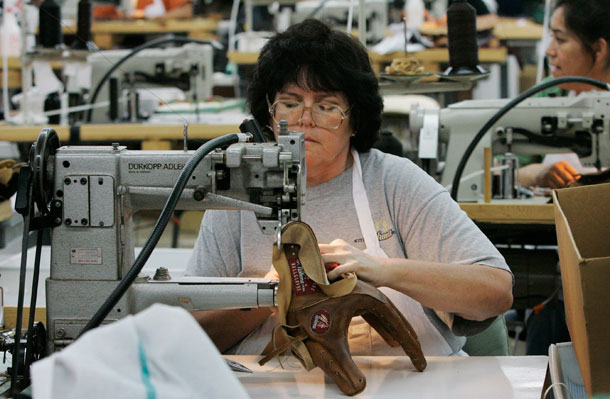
[347,149,454,356]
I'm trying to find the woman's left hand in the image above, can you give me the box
[319,239,387,286]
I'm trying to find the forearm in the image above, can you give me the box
[191,307,272,353]
[379,258,513,321]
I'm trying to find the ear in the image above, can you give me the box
[592,38,609,65]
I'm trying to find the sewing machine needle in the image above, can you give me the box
[225,358,253,373]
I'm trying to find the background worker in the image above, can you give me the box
[519,0,610,190]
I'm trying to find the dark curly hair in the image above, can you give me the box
[246,18,383,152]
[554,0,610,66]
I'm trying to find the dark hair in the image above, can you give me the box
[554,0,610,64]
[246,18,383,152]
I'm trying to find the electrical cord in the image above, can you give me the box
[450,76,610,200]
[86,36,222,122]
[80,133,242,334]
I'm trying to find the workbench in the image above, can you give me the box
[227,354,548,398]
[227,47,508,75]
[419,17,543,41]
[0,123,240,149]
[62,17,220,49]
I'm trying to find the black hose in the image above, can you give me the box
[80,133,241,334]
[450,76,610,200]
[11,184,32,397]
[24,229,44,383]
[86,36,222,122]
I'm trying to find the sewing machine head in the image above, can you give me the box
[88,43,214,122]
[31,128,305,351]
[409,91,610,201]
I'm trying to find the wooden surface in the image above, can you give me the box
[420,17,543,41]
[3,307,46,329]
[228,47,508,66]
[0,123,239,142]
[61,18,220,49]
[459,202,555,224]
[494,17,544,41]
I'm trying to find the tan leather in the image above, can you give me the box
[0,160,18,186]
[0,160,23,202]
[260,221,426,396]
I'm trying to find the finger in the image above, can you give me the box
[363,295,427,372]
[555,164,578,183]
[559,161,579,176]
[326,262,355,281]
[318,243,335,253]
[549,171,566,188]
[329,238,349,246]
[351,282,427,371]
[305,340,366,396]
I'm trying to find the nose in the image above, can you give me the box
[546,39,556,58]
[298,105,316,127]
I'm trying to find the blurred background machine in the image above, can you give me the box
[291,0,389,44]
[88,43,214,122]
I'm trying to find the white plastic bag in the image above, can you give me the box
[31,304,249,399]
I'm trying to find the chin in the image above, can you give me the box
[557,81,594,93]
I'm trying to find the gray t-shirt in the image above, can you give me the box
[186,149,510,353]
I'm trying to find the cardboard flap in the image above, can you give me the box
[553,183,610,396]
[554,183,610,258]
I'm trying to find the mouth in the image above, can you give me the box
[303,135,318,144]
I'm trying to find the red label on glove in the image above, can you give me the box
[286,248,318,296]
[310,310,331,335]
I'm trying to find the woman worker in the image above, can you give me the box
[519,0,610,355]
[519,0,610,189]
[186,18,513,357]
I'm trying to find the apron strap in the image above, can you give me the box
[351,149,382,253]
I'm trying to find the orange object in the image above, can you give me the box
[324,263,339,272]
[532,303,545,314]
[92,5,124,20]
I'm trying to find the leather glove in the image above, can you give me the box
[0,159,22,202]
[260,221,426,396]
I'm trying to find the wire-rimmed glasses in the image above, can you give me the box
[267,98,350,130]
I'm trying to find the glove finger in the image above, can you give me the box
[304,339,366,396]
[361,307,400,347]
[362,295,427,372]
[288,295,366,396]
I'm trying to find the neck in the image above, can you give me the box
[306,149,353,186]
[575,67,610,94]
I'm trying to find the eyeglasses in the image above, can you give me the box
[268,98,350,130]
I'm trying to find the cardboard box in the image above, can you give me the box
[553,183,610,396]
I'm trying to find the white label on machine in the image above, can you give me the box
[418,113,439,159]
[70,248,103,264]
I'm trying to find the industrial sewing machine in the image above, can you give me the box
[88,43,214,122]
[291,0,388,44]
[23,125,304,353]
[410,91,610,202]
